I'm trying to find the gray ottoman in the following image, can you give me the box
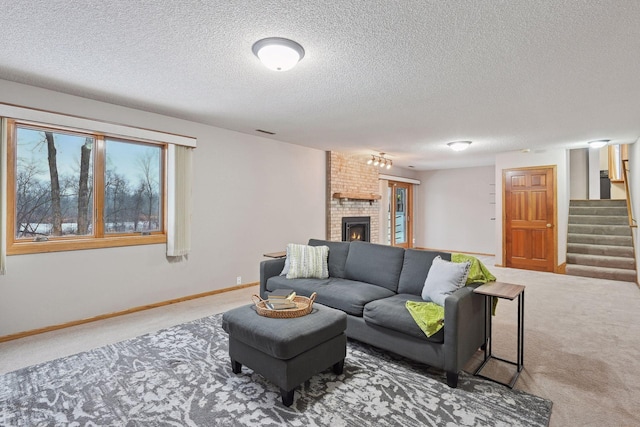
[222,303,347,406]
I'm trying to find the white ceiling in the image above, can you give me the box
[1,1,639,170]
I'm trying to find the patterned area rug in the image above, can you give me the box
[0,314,552,426]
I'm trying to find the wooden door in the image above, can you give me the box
[388,181,413,248]
[504,167,556,272]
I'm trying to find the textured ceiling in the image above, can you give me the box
[1,1,639,170]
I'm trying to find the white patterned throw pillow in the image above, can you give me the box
[285,243,329,279]
[421,256,471,306]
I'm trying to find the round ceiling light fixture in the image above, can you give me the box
[252,37,305,71]
[447,141,472,151]
[588,139,610,149]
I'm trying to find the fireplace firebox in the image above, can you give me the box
[342,216,370,242]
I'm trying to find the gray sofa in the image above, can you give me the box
[259,239,486,388]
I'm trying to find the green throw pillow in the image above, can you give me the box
[286,243,329,279]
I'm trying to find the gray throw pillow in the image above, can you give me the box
[280,247,291,276]
[421,256,471,306]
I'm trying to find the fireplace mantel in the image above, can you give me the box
[333,192,381,205]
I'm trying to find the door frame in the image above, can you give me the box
[502,165,558,272]
[388,180,413,248]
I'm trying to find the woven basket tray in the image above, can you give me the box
[252,292,317,318]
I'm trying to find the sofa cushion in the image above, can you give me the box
[363,294,444,343]
[421,256,471,306]
[318,278,396,316]
[397,249,451,295]
[285,243,329,279]
[344,241,405,292]
[308,238,350,278]
[266,275,331,297]
[266,276,394,317]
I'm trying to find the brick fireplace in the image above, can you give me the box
[327,152,380,242]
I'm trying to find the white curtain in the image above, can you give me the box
[167,144,194,257]
[0,118,7,274]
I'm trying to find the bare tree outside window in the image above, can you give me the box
[77,138,93,235]
[137,149,161,231]
[104,139,161,233]
[14,125,162,242]
[44,132,62,236]
[15,127,94,239]
[8,120,167,255]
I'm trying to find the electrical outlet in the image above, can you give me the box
[236,276,242,285]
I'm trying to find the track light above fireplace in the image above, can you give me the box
[367,153,392,169]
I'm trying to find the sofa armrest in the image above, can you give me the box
[259,258,286,298]
[443,283,486,374]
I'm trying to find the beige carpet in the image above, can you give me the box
[1,261,639,426]
[467,261,640,427]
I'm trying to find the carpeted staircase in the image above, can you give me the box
[566,199,637,282]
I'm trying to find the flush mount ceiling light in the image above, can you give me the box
[252,37,305,71]
[588,139,610,149]
[447,141,472,152]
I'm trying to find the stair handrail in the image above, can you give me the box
[622,159,636,228]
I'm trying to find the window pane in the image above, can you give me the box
[104,139,162,233]
[395,188,407,244]
[15,127,94,239]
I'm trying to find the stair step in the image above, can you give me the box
[567,243,635,258]
[566,253,636,270]
[568,224,631,236]
[568,215,628,225]
[570,199,627,207]
[569,206,628,216]
[567,233,633,247]
[566,199,636,282]
[565,264,637,282]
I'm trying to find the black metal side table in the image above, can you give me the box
[473,281,525,388]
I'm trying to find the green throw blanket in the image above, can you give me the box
[453,253,499,315]
[405,301,445,337]
[452,253,497,284]
[406,254,498,337]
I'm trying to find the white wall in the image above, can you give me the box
[611,182,626,200]
[494,149,569,267]
[0,80,326,336]
[588,147,601,199]
[378,179,389,245]
[384,167,420,180]
[415,166,495,254]
[570,148,588,199]
[599,145,609,170]
[627,140,640,281]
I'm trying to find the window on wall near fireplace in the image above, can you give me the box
[342,216,370,242]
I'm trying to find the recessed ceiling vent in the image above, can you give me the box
[256,129,276,135]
